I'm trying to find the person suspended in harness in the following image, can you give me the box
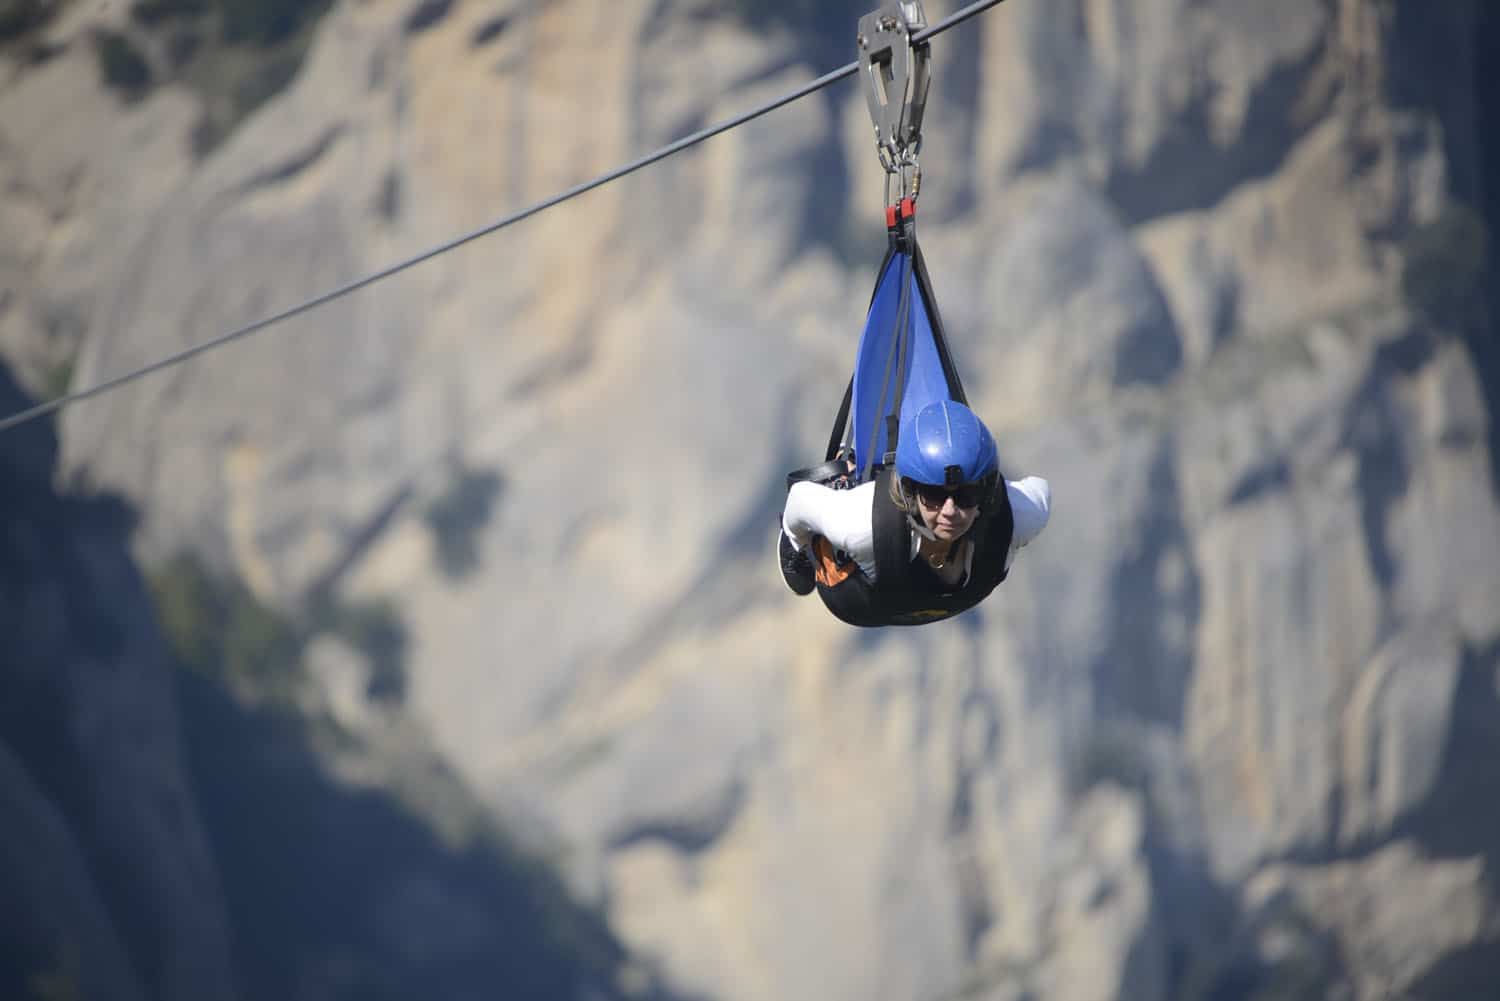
[774,0,1049,626]
[778,399,1050,627]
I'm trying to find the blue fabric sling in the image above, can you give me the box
[785,203,968,491]
[848,204,969,482]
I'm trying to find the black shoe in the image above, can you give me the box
[778,531,815,596]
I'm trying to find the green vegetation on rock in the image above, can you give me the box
[142,551,641,1001]
[149,554,303,699]
[148,553,408,707]
[25,952,81,1001]
[42,357,74,402]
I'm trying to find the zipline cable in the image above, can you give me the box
[0,0,1008,436]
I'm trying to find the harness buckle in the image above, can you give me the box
[857,2,931,181]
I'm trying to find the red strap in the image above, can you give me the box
[885,199,918,229]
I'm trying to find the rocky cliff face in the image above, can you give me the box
[3,1,1498,999]
[0,356,669,1001]
[0,364,237,1001]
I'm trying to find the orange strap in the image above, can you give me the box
[812,537,856,588]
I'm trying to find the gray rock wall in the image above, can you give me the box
[0,366,238,1001]
[2,1,1498,999]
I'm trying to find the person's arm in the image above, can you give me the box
[783,481,876,564]
[1007,476,1051,549]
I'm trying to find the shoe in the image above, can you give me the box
[778,531,815,596]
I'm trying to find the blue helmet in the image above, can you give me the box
[894,400,998,486]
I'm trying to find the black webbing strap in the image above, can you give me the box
[825,376,853,462]
[910,237,968,405]
[786,458,851,491]
[881,212,919,470]
[871,466,913,590]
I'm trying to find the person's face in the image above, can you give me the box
[911,481,980,541]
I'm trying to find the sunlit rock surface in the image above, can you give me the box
[3,0,1498,999]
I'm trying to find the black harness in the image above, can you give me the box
[812,467,1014,628]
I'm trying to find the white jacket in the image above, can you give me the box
[782,476,1052,582]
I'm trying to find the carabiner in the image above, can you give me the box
[857,1,931,179]
[883,158,922,210]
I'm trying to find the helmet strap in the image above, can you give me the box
[897,477,942,541]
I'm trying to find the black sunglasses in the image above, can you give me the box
[907,480,983,509]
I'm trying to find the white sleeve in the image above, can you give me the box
[782,481,877,569]
[1007,476,1051,549]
